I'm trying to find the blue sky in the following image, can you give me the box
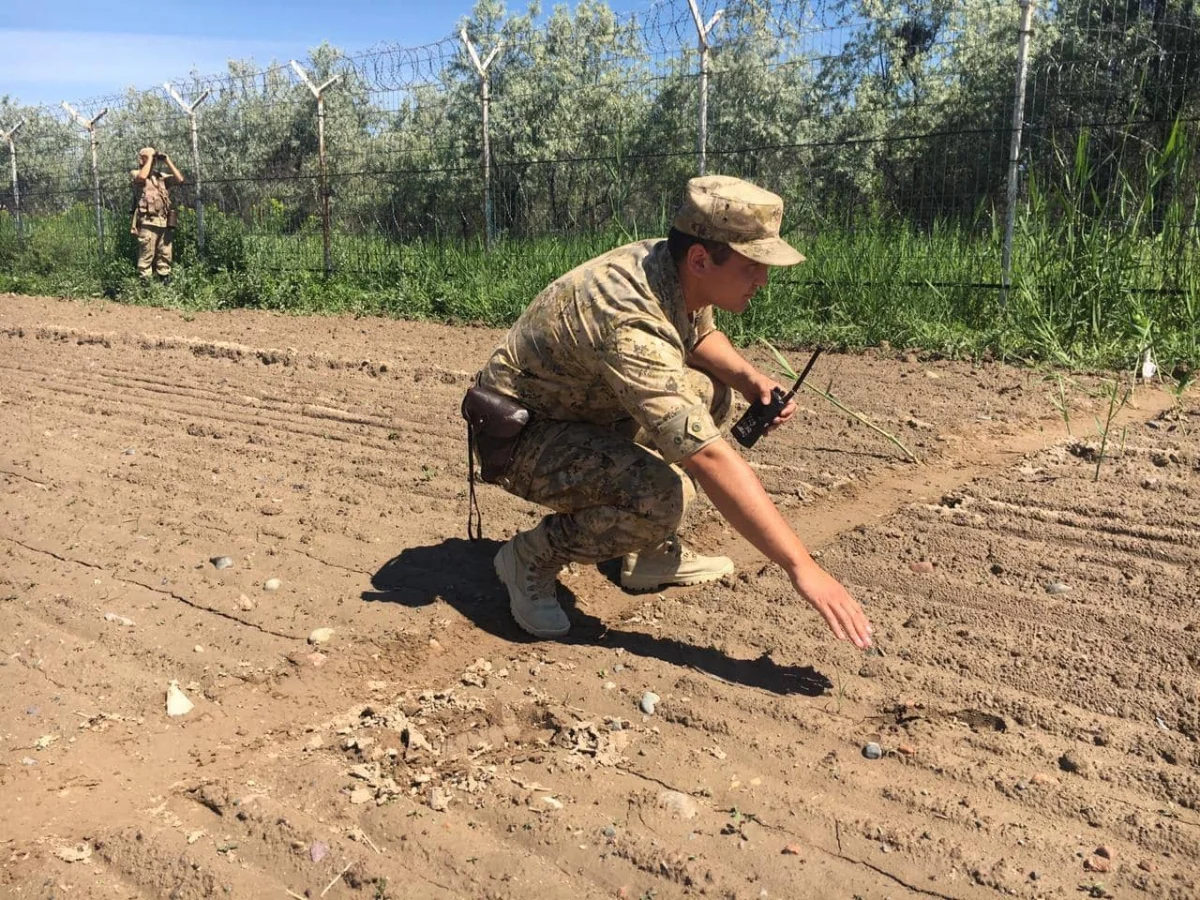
[1,0,657,109]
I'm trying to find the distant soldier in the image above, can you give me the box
[130,147,184,282]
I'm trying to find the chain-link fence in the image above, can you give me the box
[1,0,1198,302]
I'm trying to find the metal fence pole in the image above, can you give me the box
[687,0,723,176]
[462,29,501,250]
[165,84,211,253]
[0,121,24,233]
[62,103,108,259]
[1001,0,1036,307]
[291,60,342,275]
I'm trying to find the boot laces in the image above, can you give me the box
[523,562,560,607]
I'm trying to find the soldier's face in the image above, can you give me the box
[706,250,770,313]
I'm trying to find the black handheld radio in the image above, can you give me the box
[730,347,823,449]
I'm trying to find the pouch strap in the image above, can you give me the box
[466,419,483,541]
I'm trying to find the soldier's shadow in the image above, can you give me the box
[363,538,832,697]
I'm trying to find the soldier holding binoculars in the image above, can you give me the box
[130,146,185,283]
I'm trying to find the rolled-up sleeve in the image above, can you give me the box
[596,317,721,464]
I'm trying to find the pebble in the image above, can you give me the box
[238,594,255,611]
[194,645,205,653]
[603,681,616,691]
[1030,772,1055,785]
[656,790,699,820]
[897,743,916,755]
[264,578,282,591]
[640,691,660,715]
[21,757,37,766]
[782,844,803,855]
[863,742,883,760]
[166,681,194,717]
[1137,860,1156,872]
[1045,581,1071,594]
[428,787,450,811]
[602,825,617,839]
[1141,477,1160,491]
[909,560,935,574]
[1095,845,1114,860]
[210,556,233,570]
[308,627,334,645]
[1084,856,1110,873]
[1058,750,1088,775]
[103,612,135,627]
[541,796,563,810]
[309,841,329,863]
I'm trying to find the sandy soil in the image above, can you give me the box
[1,292,1197,900]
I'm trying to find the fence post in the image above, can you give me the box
[462,28,501,250]
[1001,0,1035,307]
[687,0,723,176]
[290,60,342,275]
[0,120,24,234]
[165,84,211,253]
[62,103,108,260]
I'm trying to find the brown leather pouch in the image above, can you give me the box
[461,384,530,483]
[166,208,179,228]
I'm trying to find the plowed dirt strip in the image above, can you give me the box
[1,292,1194,900]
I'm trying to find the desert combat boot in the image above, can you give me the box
[620,535,734,591]
[494,521,571,638]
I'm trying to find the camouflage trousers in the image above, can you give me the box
[497,369,732,563]
[137,225,173,278]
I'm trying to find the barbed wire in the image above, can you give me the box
[2,0,1197,283]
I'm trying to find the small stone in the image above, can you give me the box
[55,844,93,863]
[1141,477,1160,491]
[308,627,334,645]
[210,556,233,570]
[863,742,883,760]
[1084,856,1110,873]
[1029,871,1040,881]
[1030,772,1055,785]
[21,757,37,766]
[428,638,443,652]
[897,743,916,755]
[602,825,617,839]
[428,787,450,811]
[103,612,134,626]
[309,841,329,863]
[263,578,282,591]
[640,691,660,715]
[603,681,616,691]
[782,844,803,855]
[194,645,204,653]
[1095,845,1114,860]
[909,560,935,574]
[238,594,255,611]
[307,652,327,668]
[1045,581,1071,595]
[541,796,563,810]
[1058,750,1088,775]
[166,680,194,717]
[657,790,698,820]
[347,786,373,805]
[1137,860,1156,872]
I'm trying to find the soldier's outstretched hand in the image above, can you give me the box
[790,564,873,650]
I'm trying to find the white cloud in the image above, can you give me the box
[0,29,298,88]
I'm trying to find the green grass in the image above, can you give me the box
[2,129,1197,374]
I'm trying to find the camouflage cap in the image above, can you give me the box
[672,175,805,267]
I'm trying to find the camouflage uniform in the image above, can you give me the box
[130,170,175,279]
[479,238,732,563]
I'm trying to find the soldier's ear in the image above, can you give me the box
[685,242,711,276]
